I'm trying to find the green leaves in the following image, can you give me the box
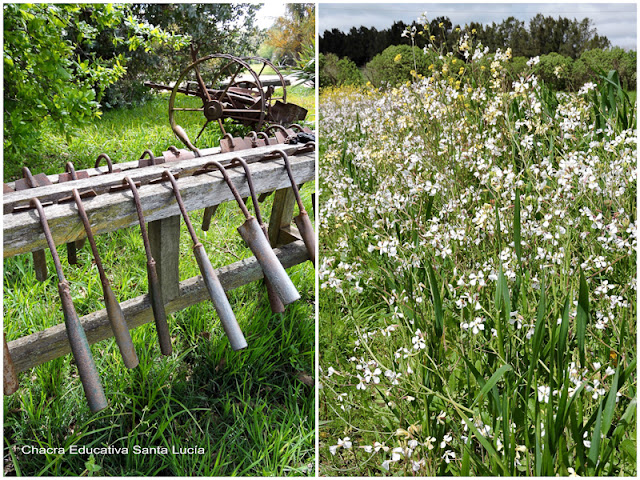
[426,263,444,339]
[576,268,589,367]
[513,188,522,262]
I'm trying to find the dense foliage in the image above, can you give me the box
[319,27,636,477]
[319,53,363,88]
[2,3,189,159]
[320,14,611,66]
[265,3,315,65]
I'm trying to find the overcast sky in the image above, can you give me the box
[256,2,287,30]
[319,1,637,50]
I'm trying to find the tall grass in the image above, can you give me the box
[3,86,316,476]
[318,31,636,476]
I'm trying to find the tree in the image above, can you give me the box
[3,3,189,159]
[265,3,315,65]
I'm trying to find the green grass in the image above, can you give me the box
[3,86,316,476]
[4,86,315,182]
[318,45,636,476]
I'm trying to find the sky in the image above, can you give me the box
[256,2,287,30]
[318,1,637,50]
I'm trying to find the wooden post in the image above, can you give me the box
[268,187,298,247]
[32,250,48,281]
[148,215,181,302]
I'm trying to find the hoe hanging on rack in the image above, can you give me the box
[31,198,108,413]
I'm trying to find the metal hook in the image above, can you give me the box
[94,153,114,174]
[124,177,172,356]
[30,197,108,412]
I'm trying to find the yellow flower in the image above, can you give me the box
[467,87,473,93]
[459,67,465,75]
[472,28,477,34]
[428,64,435,70]
[430,35,435,41]
[452,58,457,64]
[480,65,486,70]
[394,54,402,63]
[439,22,444,28]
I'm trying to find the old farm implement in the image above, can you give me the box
[145,54,308,148]
[3,129,315,412]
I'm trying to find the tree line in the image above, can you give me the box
[320,14,613,67]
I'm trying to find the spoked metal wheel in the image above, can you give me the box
[168,54,266,150]
[243,56,288,106]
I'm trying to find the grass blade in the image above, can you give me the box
[576,268,589,367]
[514,188,522,262]
[427,263,443,339]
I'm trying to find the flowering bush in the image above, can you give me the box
[319,25,636,476]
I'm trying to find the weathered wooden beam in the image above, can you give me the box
[4,153,314,258]
[268,187,297,247]
[149,216,181,302]
[3,143,305,213]
[6,240,309,374]
[3,146,221,189]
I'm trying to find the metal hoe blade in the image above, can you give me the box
[71,189,139,369]
[124,177,172,356]
[162,170,247,351]
[200,160,300,305]
[31,198,108,413]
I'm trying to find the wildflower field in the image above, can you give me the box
[318,34,636,476]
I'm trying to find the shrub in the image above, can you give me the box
[537,52,574,90]
[364,44,430,87]
[319,53,363,88]
[580,48,636,90]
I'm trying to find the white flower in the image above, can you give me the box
[338,437,352,449]
[442,450,456,463]
[440,433,452,448]
[537,385,550,403]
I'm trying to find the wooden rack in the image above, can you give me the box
[3,142,314,375]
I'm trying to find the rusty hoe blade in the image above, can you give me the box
[202,160,300,305]
[272,149,316,266]
[31,198,108,413]
[162,170,247,351]
[230,157,285,313]
[71,189,139,369]
[124,177,172,356]
[3,334,19,395]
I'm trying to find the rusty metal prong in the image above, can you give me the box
[124,176,172,356]
[247,131,258,147]
[94,153,114,174]
[64,162,80,265]
[30,197,107,413]
[221,133,235,148]
[271,149,316,266]
[295,141,316,155]
[139,149,156,165]
[202,161,300,306]
[289,124,305,132]
[201,161,252,219]
[256,132,269,141]
[271,150,305,213]
[266,124,288,136]
[65,162,78,180]
[4,334,19,395]
[71,189,139,369]
[230,157,263,226]
[229,157,285,313]
[22,167,37,188]
[162,169,247,351]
